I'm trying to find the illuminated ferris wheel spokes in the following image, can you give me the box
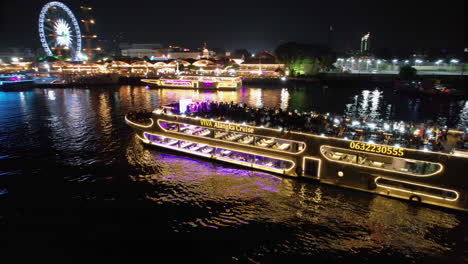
[39,2,82,60]
[54,19,73,46]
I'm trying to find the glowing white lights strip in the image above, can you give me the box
[216,156,255,168]
[140,132,296,174]
[125,115,154,128]
[141,79,159,84]
[155,79,196,88]
[157,119,307,155]
[374,177,459,201]
[136,133,150,143]
[319,145,444,177]
[302,156,322,179]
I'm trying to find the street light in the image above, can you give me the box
[449,59,459,71]
[404,60,409,64]
[376,60,381,71]
[392,59,398,71]
[336,58,343,67]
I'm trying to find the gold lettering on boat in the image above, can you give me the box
[199,120,254,133]
[349,141,404,156]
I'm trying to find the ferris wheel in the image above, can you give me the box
[38,2,82,61]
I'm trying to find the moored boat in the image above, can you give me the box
[126,100,468,211]
[142,74,242,89]
[394,80,465,97]
[0,74,34,90]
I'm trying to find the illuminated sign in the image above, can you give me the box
[349,141,404,156]
[200,120,254,134]
[150,56,168,61]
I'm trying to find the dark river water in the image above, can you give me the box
[0,84,467,262]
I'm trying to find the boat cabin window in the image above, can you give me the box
[214,147,294,170]
[144,133,213,155]
[255,136,305,153]
[159,121,179,132]
[215,130,255,145]
[179,140,214,154]
[160,120,305,153]
[215,147,254,163]
[143,133,294,171]
[321,146,442,176]
[376,178,457,200]
[254,155,294,170]
[144,133,179,146]
[180,124,212,137]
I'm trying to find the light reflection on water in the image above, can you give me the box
[125,133,464,260]
[119,86,467,128]
[0,86,466,261]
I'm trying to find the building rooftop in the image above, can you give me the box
[241,57,280,64]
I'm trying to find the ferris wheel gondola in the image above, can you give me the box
[38,2,82,61]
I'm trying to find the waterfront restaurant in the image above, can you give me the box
[167,59,191,68]
[239,57,285,77]
[108,61,131,75]
[54,62,107,74]
[191,59,226,74]
[130,61,155,75]
[0,61,33,73]
[152,61,173,74]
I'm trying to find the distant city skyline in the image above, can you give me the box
[0,0,465,53]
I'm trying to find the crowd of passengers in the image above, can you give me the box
[161,101,467,152]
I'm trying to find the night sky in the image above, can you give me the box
[0,0,465,53]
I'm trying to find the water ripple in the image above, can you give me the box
[0,86,466,261]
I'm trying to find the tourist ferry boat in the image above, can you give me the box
[126,101,468,212]
[33,72,66,86]
[0,74,34,90]
[141,75,242,89]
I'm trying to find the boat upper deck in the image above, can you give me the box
[145,101,467,154]
[0,74,33,82]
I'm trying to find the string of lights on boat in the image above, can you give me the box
[151,101,467,153]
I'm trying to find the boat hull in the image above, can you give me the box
[0,80,34,91]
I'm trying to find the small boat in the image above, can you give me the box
[33,72,66,87]
[0,74,34,91]
[394,80,465,97]
[142,74,242,89]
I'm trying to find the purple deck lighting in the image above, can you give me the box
[202,81,215,88]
